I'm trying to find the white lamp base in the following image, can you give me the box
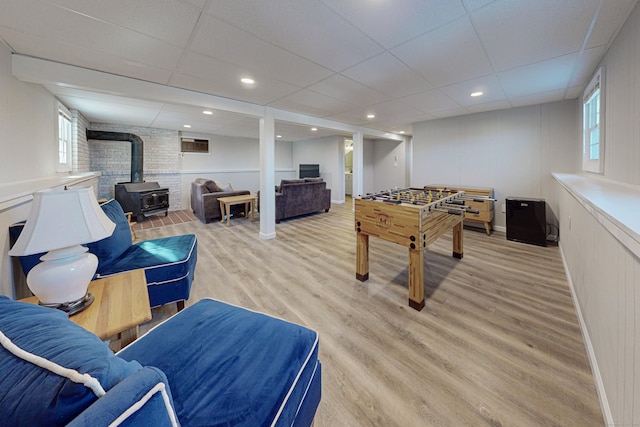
[27,245,98,308]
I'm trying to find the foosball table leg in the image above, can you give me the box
[408,247,425,310]
[453,222,464,259]
[356,232,369,281]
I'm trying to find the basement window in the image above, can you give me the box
[180,137,209,153]
[56,102,73,172]
[582,67,604,174]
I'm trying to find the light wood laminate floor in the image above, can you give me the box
[138,200,603,427]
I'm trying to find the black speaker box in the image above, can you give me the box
[506,198,547,247]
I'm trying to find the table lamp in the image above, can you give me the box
[8,187,115,314]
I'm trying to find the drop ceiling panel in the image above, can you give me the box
[46,0,204,47]
[275,121,345,141]
[153,104,259,137]
[0,0,184,71]
[400,89,461,114]
[430,107,471,119]
[461,0,498,12]
[190,15,333,87]
[587,0,638,48]
[440,75,506,106]
[205,0,384,71]
[472,0,599,71]
[268,89,357,118]
[392,15,493,87]
[465,99,512,114]
[3,28,174,84]
[320,0,467,49]
[509,90,567,108]
[342,52,431,98]
[56,94,162,127]
[172,52,301,106]
[498,53,578,99]
[570,46,608,87]
[1,0,636,139]
[307,75,389,106]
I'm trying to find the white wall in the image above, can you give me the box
[412,100,579,230]
[292,136,343,203]
[371,138,406,191]
[0,43,64,297]
[0,49,56,183]
[179,134,294,209]
[601,2,640,186]
[557,3,640,425]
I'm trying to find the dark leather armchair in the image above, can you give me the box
[191,178,250,223]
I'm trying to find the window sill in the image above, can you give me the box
[553,172,640,258]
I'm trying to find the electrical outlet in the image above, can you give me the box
[501,203,506,213]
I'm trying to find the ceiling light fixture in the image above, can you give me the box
[183,124,191,128]
[367,114,375,119]
[470,91,483,97]
[276,135,282,138]
[241,77,255,85]
[311,127,318,131]
[202,110,213,115]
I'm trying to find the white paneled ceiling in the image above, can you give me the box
[0,0,637,141]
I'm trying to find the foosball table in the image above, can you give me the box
[354,186,488,311]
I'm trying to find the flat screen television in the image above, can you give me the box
[299,164,320,179]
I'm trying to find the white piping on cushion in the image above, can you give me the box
[109,382,179,427]
[289,361,320,427]
[270,334,319,427]
[0,330,106,397]
[94,236,197,280]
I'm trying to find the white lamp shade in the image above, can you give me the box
[9,187,115,256]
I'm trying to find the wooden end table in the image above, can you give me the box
[218,194,257,227]
[20,269,151,349]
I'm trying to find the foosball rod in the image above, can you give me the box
[429,202,480,215]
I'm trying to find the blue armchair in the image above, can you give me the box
[9,199,197,310]
[0,297,321,426]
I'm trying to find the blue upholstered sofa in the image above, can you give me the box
[9,199,197,310]
[0,296,322,426]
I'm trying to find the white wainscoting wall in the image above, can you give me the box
[555,173,640,426]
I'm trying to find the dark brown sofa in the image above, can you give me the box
[274,178,331,223]
[191,178,250,223]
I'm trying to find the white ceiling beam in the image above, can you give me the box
[11,54,403,141]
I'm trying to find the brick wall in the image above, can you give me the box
[87,123,182,210]
[73,110,91,173]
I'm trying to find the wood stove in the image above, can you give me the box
[86,130,170,222]
[115,182,169,223]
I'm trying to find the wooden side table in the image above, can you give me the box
[218,194,257,227]
[20,269,151,349]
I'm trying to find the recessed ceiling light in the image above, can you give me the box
[203,110,213,115]
[399,131,405,134]
[276,135,282,138]
[241,77,255,85]
[470,91,483,97]
[311,127,318,131]
[183,124,191,128]
[367,114,375,119]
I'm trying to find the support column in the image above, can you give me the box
[259,108,276,240]
[352,131,364,212]
[404,136,412,187]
